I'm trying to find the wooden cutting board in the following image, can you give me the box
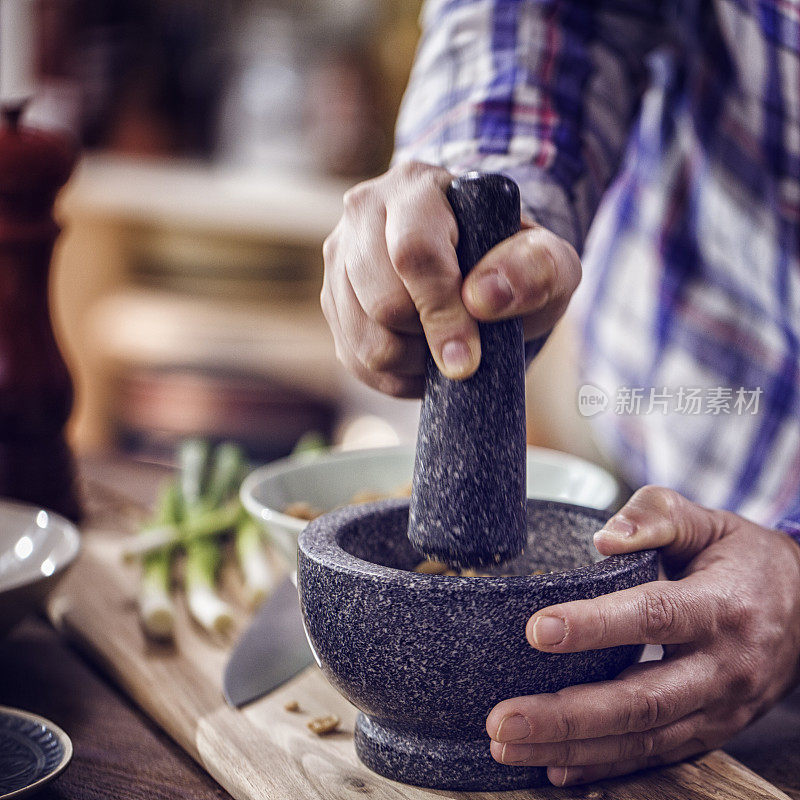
[46,485,790,800]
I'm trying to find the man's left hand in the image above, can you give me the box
[486,486,800,786]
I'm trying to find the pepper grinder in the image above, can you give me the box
[0,103,81,521]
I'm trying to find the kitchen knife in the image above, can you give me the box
[223,576,315,707]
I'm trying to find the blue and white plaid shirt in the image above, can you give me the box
[394,0,800,539]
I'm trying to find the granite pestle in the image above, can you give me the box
[407,172,526,568]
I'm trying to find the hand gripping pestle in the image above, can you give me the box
[407,172,527,568]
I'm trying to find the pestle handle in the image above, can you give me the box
[407,172,527,568]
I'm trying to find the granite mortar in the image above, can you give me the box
[298,497,658,790]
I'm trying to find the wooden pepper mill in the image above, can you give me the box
[0,104,81,521]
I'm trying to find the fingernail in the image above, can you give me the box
[496,714,531,742]
[472,271,514,314]
[532,615,566,646]
[500,743,534,765]
[601,516,635,538]
[440,340,474,378]
[549,766,579,787]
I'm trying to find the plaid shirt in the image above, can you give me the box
[394,0,800,541]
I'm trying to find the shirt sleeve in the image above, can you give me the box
[393,0,667,251]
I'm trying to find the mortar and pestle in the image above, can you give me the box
[298,174,658,790]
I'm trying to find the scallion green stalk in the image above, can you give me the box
[184,537,234,635]
[137,483,181,639]
[205,442,246,508]
[139,550,174,639]
[235,515,277,608]
[178,439,210,509]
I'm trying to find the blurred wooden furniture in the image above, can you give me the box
[51,155,349,454]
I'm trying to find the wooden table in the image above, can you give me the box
[1,457,800,800]
[0,458,228,800]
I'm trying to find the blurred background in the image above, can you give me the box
[9,0,422,462]
[8,0,595,466]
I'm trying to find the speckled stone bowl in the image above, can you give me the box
[298,498,658,791]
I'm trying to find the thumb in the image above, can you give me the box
[462,224,581,326]
[594,485,730,572]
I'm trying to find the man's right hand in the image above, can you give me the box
[321,161,582,397]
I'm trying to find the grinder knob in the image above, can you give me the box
[407,172,526,568]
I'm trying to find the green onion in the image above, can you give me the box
[122,499,241,560]
[205,442,246,508]
[184,537,234,635]
[179,441,234,634]
[139,551,174,639]
[235,514,277,608]
[137,483,181,639]
[178,439,210,510]
[132,441,254,639]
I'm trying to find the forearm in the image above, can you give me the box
[394,0,666,251]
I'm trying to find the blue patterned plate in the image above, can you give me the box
[0,706,72,799]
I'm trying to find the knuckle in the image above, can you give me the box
[331,337,347,367]
[726,591,758,631]
[389,234,443,280]
[633,730,659,759]
[320,289,331,320]
[641,590,679,640]
[342,181,375,212]
[550,697,579,741]
[537,240,559,291]
[560,239,582,292]
[707,584,758,642]
[628,688,670,731]
[375,373,418,398]
[584,603,611,646]
[628,485,685,520]
[417,304,467,337]
[727,661,762,700]
[364,291,415,329]
[557,740,581,766]
[727,704,755,734]
[392,159,447,185]
[715,593,744,632]
[322,234,337,264]
[689,734,716,755]
[320,284,335,321]
[345,349,412,397]
[519,233,558,298]
[392,160,424,181]
[633,485,683,519]
[356,332,402,374]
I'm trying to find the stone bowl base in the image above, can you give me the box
[354,713,548,791]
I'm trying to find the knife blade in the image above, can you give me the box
[223,576,315,707]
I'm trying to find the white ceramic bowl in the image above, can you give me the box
[0,500,81,636]
[241,445,619,560]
